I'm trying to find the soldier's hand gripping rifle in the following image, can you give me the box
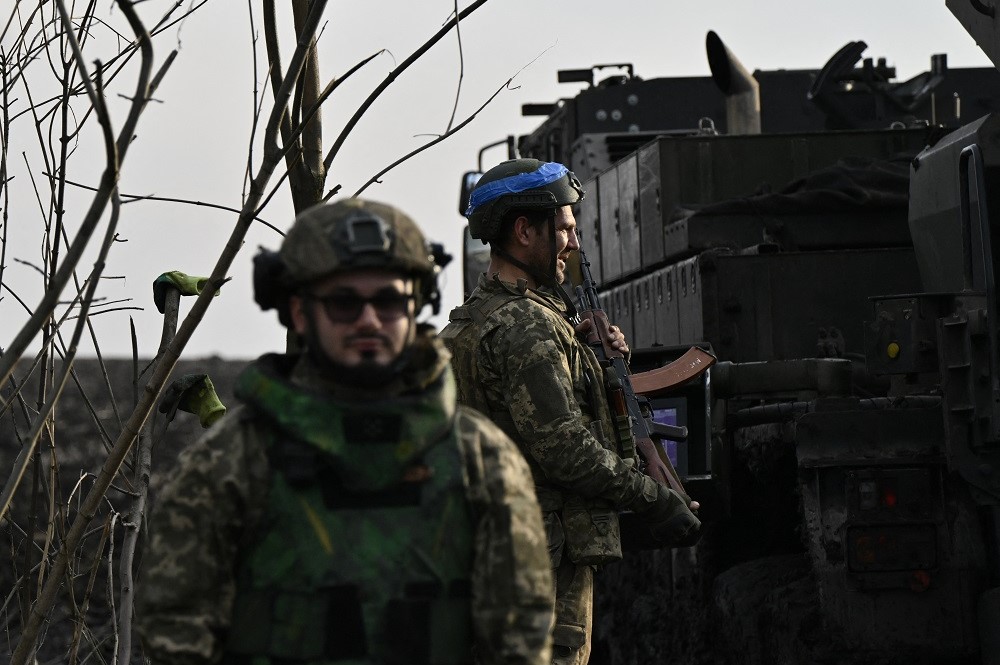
[573,241,714,504]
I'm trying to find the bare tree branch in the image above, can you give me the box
[0,10,124,524]
[66,515,111,665]
[260,0,303,208]
[5,3,140,658]
[243,0,262,202]
[0,0,144,397]
[291,0,322,183]
[445,0,465,133]
[1,173,125,551]
[354,76,514,197]
[0,33,176,395]
[9,2,330,662]
[323,0,492,172]
[48,173,284,235]
[116,284,180,665]
[255,49,386,217]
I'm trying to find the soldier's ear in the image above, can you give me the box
[289,295,310,335]
[512,215,535,247]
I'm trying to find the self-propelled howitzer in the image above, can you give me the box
[458,14,1000,664]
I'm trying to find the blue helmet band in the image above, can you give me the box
[466,162,569,216]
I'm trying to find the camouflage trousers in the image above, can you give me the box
[551,557,594,665]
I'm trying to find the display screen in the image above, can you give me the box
[652,407,679,467]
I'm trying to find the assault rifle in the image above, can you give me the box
[573,242,715,499]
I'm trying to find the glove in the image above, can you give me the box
[635,484,702,547]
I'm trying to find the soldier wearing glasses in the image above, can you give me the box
[137,199,554,665]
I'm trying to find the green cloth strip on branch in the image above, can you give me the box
[159,374,227,428]
[152,271,219,313]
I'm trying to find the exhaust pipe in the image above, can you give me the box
[706,31,761,135]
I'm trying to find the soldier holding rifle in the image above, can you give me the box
[441,159,700,665]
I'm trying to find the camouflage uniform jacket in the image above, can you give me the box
[440,274,659,564]
[137,332,553,665]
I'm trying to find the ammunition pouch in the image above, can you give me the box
[226,585,367,662]
[596,361,638,463]
[537,487,622,566]
[562,494,623,565]
[383,582,474,665]
[226,583,473,665]
[542,509,566,569]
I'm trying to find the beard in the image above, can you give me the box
[554,255,568,285]
[526,242,561,285]
[302,325,409,390]
[323,356,404,389]
[307,341,413,390]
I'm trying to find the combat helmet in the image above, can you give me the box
[466,159,585,241]
[254,199,450,326]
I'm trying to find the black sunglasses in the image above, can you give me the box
[304,289,414,323]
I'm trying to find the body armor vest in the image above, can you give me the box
[225,357,476,665]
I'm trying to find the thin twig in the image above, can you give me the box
[323,0,491,172]
[291,0,322,183]
[46,173,283,235]
[255,50,385,216]
[445,0,464,133]
[66,515,109,665]
[1,46,12,301]
[0,0,125,400]
[0,170,126,540]
[243,0,261,202]
[10,3,331,663]
[116,286,179,665]
[354,77,515,197]
[107,511,119,665]
[260,0,304,209]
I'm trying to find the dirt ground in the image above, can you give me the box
[1,356,248,664]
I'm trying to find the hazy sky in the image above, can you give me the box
[2,0,993,360]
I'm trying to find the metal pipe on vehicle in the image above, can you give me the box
[729,395,942,427]
[706,30,762,135]
[712,358,853,398]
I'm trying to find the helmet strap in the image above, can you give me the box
[547,212,558,288]
[545,215,581,318]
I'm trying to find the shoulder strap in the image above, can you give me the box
[469,288,520,325]
[452,409,491,517]
[447,305,472,321]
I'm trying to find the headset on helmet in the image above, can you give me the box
[253,199,451,326]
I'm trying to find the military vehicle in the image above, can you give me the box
[457,4,1000,664]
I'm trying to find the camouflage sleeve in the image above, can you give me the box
[458,408,554,665]
[487,307,654,508]
[136,406,269,665]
